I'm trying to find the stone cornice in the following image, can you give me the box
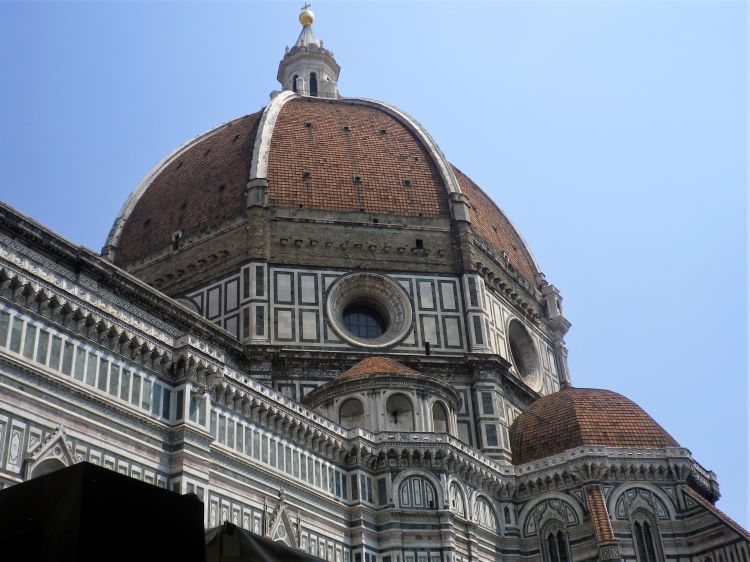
[465,354,540,405]
[469,233,542,301]
[0,350,171,446]
[511,445,719,502]
[1,335,721,507]
[0,201,244,352]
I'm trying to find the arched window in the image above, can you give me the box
[432,401,448,433]
[385,394,414,431]
[633,519,661,562]
[545,530,570,562]
[398,476,436,509]
[309,72,318,97]
[292,74,299,93]
[474,497,499,533]
[449,482,465,517]
[504,505,512,525]
[339,398,364,429]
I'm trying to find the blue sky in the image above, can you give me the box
[0,1,747,527]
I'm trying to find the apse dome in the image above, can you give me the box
[509,385,680,465]
[303,356,460,434]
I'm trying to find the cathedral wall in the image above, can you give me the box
[183,263,470,356]
[1,203,746,560]
[268,212,457,274]
[0,359,171,490]
[0,293,358,559]
[182,261,562,463]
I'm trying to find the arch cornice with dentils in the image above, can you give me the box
[517,492,585,535]
[102,115,251,261]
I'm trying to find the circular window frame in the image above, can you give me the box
[326,272,413,348]
[507,318,542,392]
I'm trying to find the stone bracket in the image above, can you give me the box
[246,178,269,208]
[449,192,471,223]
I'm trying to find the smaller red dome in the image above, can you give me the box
[338,356,419,381]
[510,385,679,465]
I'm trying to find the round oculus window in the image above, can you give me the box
[326,273,413,348]
[507,319,541,391]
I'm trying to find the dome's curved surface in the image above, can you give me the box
[112,112,263,265]
[106,95,540,286]
[509,385,679,465]
[267,97,449,217]
[337,356,419,381]
[454,166,540,286]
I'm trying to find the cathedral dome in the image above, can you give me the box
[509,385,679,465]
[103,94,541,288]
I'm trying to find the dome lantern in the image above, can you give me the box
[277,4,341,99]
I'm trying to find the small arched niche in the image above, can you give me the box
[386,393,414,431]
[432,401,449,433]
[31,457,67,478]
[631,510,663,562]
[339,397,365,429]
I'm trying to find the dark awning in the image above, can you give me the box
[205,522,326,562]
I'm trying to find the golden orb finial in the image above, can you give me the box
[299,3,314,27]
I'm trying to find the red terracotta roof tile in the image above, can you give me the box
[112,98,540,285]
[509,386,679,465]
[340,356,419,380]
[115,112,263,265]
[267,97,449,217]
[454,166,538,285]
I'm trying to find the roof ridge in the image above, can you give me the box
[565,386,586,451]
[682,485,750,541]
